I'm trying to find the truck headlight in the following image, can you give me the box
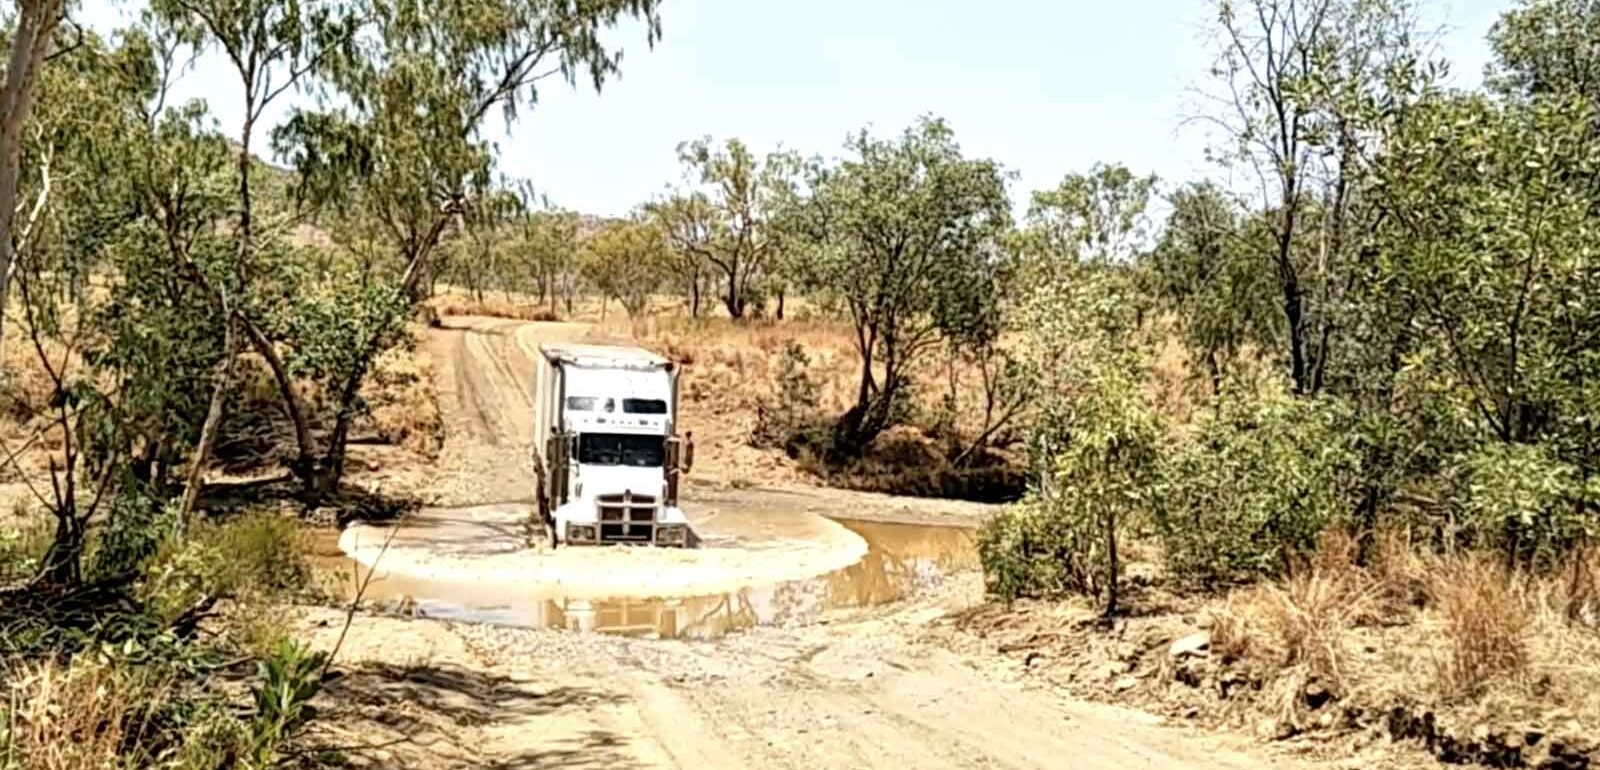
[655,524,687,546]
[566,523,597,543]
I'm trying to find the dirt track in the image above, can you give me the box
[300,316,1319,769]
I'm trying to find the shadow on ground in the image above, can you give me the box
[306,660,636,769]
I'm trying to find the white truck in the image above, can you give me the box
[532,343,694,547]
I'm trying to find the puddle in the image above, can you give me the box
[305,519,978,640]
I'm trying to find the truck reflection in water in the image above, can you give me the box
[311,520,978,640]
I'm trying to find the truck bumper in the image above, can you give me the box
[557,504,690,547]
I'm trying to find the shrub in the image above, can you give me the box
[141,511,308,627]
[1450,442,1587,571]
[0,635,327,770]
[977,497,1079,600]
[90,488,179,582]
[750,340,824,453]
[979,365,1162,612]
[240,639,330,768]
[1158,390,1362,585]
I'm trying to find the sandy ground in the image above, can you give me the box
[297,316,1336,768]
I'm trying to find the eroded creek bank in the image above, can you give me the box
[308,516,979,640]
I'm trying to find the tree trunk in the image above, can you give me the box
[176,105,257,522]
[724,274,743,319]
[1104,505,1119,617]
[38,512,82,587]
[1276,183,1309,395]
[242,315,316,485]
[776,287,785,320]
[304,224,452,503]
[0,0,62,351]
[178,316,239,527]
[690,271,701,318]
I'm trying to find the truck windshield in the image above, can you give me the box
[577,433,665,467]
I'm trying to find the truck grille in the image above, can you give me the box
[596,493,657,542]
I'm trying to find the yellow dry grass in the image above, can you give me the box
[361,323,444,458]
[429,289,562,322]
[0,657,160,770]
[1204,532,1600,733]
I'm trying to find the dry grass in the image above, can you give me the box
[362,325,444,458]
[608,314,860,488]
[429,290,562,322]
[0,657,159,770]
[1427,555,1530,698]
[1191,530,1600,739]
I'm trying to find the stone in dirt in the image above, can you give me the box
[1168,632,1211,659]
[1302,683,1332,710]
[1112,676,1139,693]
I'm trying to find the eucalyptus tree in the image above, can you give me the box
[0,0,69,352]
[1206,0,1435,394]
[580,215,668,321]
[520,207,581,313]
[149,0,363,520]
[8,27,205,584]
[269,0,662,497]
[648,192,713,317]
[785,117,1011,454]
[653,138,786,319]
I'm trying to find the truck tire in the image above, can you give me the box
[535,474,557,548]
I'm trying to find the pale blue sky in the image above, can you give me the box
[84,0,1509,216]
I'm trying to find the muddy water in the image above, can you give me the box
[305,519,977,640]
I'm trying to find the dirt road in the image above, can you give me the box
[299,316,1316,769]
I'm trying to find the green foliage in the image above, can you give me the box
[1375,93,1600,450]
[1159,388,1362,584]
[977,497,1082,601]
[783,116,1012,452]
[91,488,181,582]
[1143,183,1279,386]
[1451,443,1591,569]
[141,512,308,626]
[651,138,789,319]
[1488,0,1600,103]
[241,638,329,770]
[1019,162,1157,269]
[580,216,670,319]
[994,262,1163,614]
[751,340,824,452]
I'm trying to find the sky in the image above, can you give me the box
[83,0,1511,217]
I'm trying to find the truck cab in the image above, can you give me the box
[534,344,693,547]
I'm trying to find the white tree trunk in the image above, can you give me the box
[0,0,64,352]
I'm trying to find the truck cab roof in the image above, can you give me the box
[540,343,673,372]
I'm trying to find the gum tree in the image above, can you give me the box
[269,0,663,497]
[786,117,1011,454]
[653,138,786,320]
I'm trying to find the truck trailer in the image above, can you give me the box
[532,343,694,547]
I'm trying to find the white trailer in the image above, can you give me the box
[532,343,694,547]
